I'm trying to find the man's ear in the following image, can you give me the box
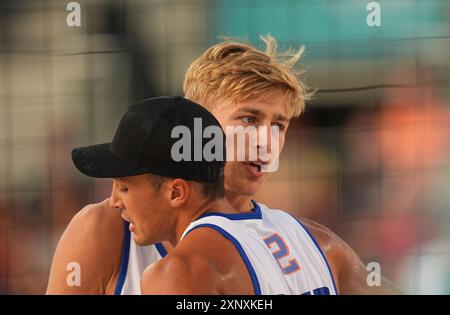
[167,179,189,207]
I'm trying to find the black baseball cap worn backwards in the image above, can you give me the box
[72,96,225,182]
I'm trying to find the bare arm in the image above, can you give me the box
[301,217,403,294]
[46,199,124,294]
[141,253,220,295]
[332,238,403,294]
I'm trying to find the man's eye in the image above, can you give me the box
[241,116,257,124]
[120,187,128,193]
[272,123,286,131]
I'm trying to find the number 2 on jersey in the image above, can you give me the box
[264,233,301,274]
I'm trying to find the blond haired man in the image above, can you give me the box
[47,36,401,294]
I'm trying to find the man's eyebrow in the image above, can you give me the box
[235,107,263,116]
[274,114,289,122]
[236,107,289,122]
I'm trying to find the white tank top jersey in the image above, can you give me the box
[115,201,338,295]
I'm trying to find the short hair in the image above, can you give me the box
[148,169,225,202]
[183,35,312,118]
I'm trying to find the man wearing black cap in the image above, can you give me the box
[63,96,258,294]
[71,96,230,245]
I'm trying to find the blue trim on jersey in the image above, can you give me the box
[114,220,131,295]
[313,287,331,295]
[302,286,331,295]
[155,242,167,257]
[196,200,262,221]
[290,216,339,295]
[185,223,262,295]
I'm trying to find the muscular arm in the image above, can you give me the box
[46,199,124,294]
[300,217,403,295]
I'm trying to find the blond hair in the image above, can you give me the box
[183,35,311,118]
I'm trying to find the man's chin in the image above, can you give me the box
[132,234,147,246]
[133,234,161,247]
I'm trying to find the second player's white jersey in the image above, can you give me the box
[115,201,338,295]
[181,202,337,295]
[114,224,167,295]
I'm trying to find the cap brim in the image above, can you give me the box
[72,143,147,178]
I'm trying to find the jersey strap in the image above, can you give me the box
[114,220,131,295]
[287,214,339,294]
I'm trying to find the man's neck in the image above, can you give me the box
[171,197,237,247]
[225,190,254,213]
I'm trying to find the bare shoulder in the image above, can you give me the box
[141,250,218,295]
[73,198,124,235]
[291,216,363,293]
[297,217,356,267]
[60,198,124,255]
[298,217,344,253]
[141,227,253,295]
[47,198,125,294]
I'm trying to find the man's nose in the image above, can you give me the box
[257,124,273,156]
[109,181,124,209]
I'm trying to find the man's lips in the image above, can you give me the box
[121,212,136,232]
[242,161,266,178]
